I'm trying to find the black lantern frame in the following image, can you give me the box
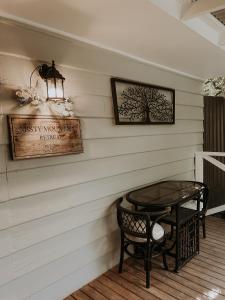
[38,60,65,102]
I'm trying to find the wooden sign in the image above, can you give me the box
[8,115,83,160]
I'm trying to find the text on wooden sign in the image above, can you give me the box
[8,115,83,160]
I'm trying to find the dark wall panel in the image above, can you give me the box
[204,96,225,209]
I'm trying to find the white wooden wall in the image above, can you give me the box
[0,22,203,300]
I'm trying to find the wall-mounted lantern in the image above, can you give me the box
[15,60,73,116]
[38,60,65,102]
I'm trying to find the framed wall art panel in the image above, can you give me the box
[111,78,175,125]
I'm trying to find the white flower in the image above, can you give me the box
[203,76,225,97]
[15,87,44,106]
[64,102,73,110]
[31,99,39,106]
[68,111,74,116]
[63,110,70,117]
[16,90,23,98]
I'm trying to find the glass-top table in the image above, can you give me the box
[126,180,203,209]
[126,180,204,271]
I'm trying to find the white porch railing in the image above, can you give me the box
[195,151,225,215]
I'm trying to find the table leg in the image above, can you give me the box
[196,195,200,253]
[175,203,180,272]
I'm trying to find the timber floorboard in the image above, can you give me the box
[65,216,225,300]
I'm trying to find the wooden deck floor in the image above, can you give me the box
[65,217,225,300]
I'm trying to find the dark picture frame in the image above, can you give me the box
[111,78,175,125]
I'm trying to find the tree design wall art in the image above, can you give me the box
[111,78,175,125]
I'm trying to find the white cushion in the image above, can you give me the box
[125,221,164,243]
[182,200,203,210]
[152,223,165,240]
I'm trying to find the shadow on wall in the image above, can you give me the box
[0,0,95,65]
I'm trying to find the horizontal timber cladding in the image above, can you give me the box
[7,147,198,199]
[0,160,196,260]
[0,132,202,173]
[0,21,203,300]
[1,165,197,226]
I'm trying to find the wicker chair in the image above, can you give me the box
[116,198,169,288]
[163,182,209,239]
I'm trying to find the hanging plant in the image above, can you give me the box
[202,76,225,97]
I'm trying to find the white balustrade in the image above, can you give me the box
[195,152,225,215]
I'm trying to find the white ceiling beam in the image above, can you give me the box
[184,16,220,45]
[149,0,192,19]
[182,0,225,20]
